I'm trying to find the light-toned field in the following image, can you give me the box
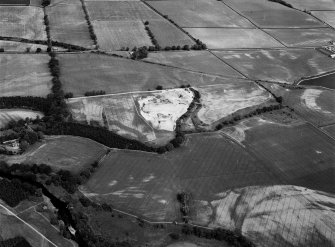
[0,41,49,52]
[285,0,335,11]
[265,28,335,47]
[0,109,43,129]
[222,115,335,193]
[0,54,52,97]
[46,2,94,48]
[214,49,335,84]
[194,185,335,247]
[68,94,157,143]
[80,132,280,221]
[59,53,248,96]
[224,0,325,28]
[0,6,46,40]
[197,83,273,125]
[147,0,253,27]
[86,1,161,21]
[144,51,243,77]
[147,20,195,48]
[92,21,152,51]
[184,28,284,49]
[261,83,335,127]
[312,11,335,28]
[5,136,107,173]
[137,88,193,131]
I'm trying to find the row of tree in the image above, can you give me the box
[84,90,106,97]
[80,0,98,46]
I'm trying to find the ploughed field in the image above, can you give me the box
[0,109,43,129]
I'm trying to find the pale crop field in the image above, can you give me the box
[0,6,47,40]
[147,0,253,27]
[312,11,335,28]
[184,28,284,49]
[197,82,274,125]
[0,54,52,97]
[144,51,243,78]
[47,2,94,48]
[0,109,43,129]
[284,0,335,11]
[214,49,335,84]
[92,21,152,51]
[0,41,49,52]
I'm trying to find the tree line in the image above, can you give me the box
[0,236,32,247]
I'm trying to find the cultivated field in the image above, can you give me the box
[147,0,253,27]
[68,94,157,144]
[195,185,335,247]
[197,83,273,125]
[213,49,335,84]
[184,28,284,49]
[265,28,335,47]
[0,54,52,97]
[92,21,152,51]
[285,0,335,11]
[46,2,94,48]
[12,136,107,173]
[59,53,248,96]
[0,41,49,52]
[261,83,335,127]
[222,115,335,193]
[144,51,243,78]
[0,6,46,40]
[0,109,43,129]
[224,0,325,28]
[81,132,280,221]
[312,11,335,28]
[147,20,195,48]
[86,1,161,21]
[322,124,335,139]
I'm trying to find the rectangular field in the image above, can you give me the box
[184,28,284,49]
[86,1,161,21]
[312,11,335,28]
[147,20,195,48]
[147,0,253,27]
[0,6,46,40]
[0,109,43,129]
[81,132,280,221]
[213,49,335,84]
[46,2,94,48]
[0,54,52,97]
[92,21,152,51]
[144,51,244,78]
[265,28,335,47]
[224,0,325,28]
[59,53,248,96]
[0,41,49,52]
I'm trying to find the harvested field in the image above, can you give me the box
[46,2,94,48]
[147,0,253,27]
[261,83,335,127]
[80,132,281,221]
[222,116,335,193]
[322,124,335,138]
[224,0,325,28]
[59,53,248,96]
[86,1,161,21]
[312,11,335,28]
[0,109,43,129]
[184,28,284,49]
[197,83,274,125]
[68,94,158,144]
[0,6,46,40]
[265,28,335,47]
[92,21,152,51]
[144,51,243,77]
[0,41,49,52]
[194,185,335,247]
[213,49,335,84]
[8,136,107,173]
[137,88,193,131]
[284,0,335,11]
[147,20,195,48]
[0,54,52,97]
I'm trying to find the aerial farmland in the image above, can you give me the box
[0,0,334,247]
